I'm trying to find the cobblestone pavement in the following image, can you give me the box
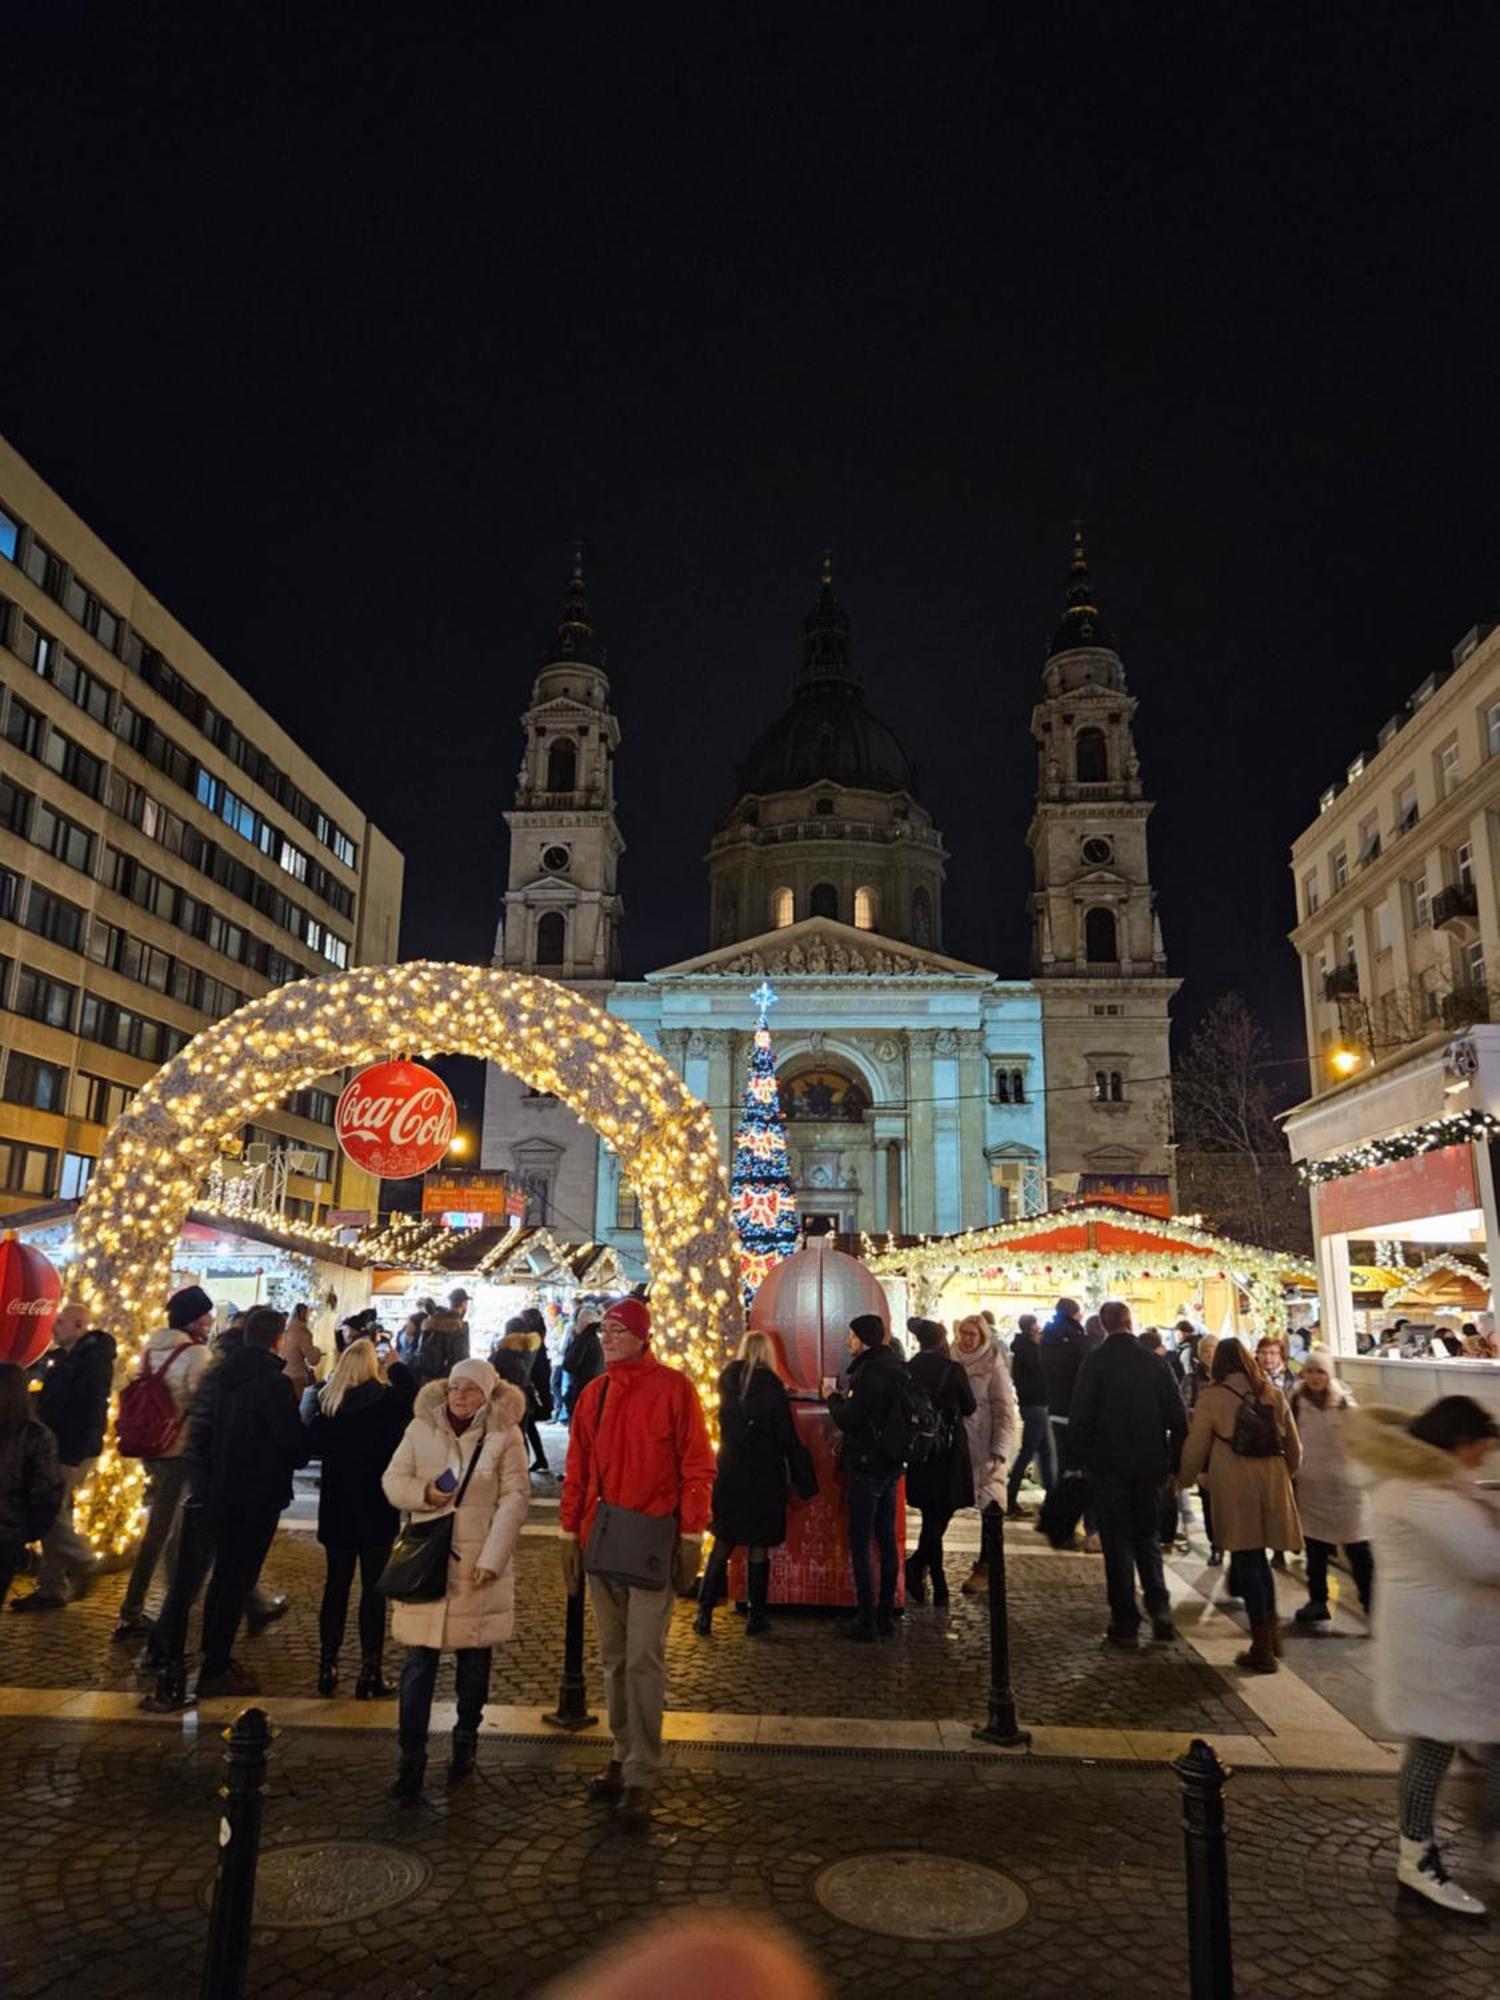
[0,1526,1255,1734]
[0,1719,1494,1999]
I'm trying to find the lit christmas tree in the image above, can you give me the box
[731,980,800,1303]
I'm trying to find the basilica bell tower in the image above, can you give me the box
[1027,529,1179,1202]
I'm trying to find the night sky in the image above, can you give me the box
[6,4,1500,1127]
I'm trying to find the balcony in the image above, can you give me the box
[1442,984,1491,1029]
[1433,882,1480,939]
[1322,962,1360,1001]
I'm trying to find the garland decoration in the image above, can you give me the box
[1297,1110,1500,1187]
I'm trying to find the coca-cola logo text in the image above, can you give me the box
[334,1062,458,1180]
[6,1297,53,1314]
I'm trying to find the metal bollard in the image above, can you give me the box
[972,1499,1031,1748]
[541,1579,599,1730]
[1172,1737,1234,2000]
[200,1705,274,2000]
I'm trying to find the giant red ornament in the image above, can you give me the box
[0,1237,62,1367]
[335,1061,457,1180]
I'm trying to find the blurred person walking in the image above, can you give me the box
[0,1363,60,1606]
[12,1305,114,1614]
[1007,1313,1054,1516]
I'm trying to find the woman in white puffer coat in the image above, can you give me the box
[954,1315,1019,1595]
[1289,1346,1374,1624]
[1345,1395,1500,1917]
[381,1358,529,1799]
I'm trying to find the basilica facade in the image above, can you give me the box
[482,540,1176,1278]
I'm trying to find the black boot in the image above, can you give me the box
[317,1656,339,1697]
[693,1547,728,1636]
[390,1752,425,1802]
[355,1654,395,1700]
[904,1554,927,1605]
[745,1555,771,1637]
[930,1564,949,1608]
[139,1660,193,1713]
[448,1729,478,1783]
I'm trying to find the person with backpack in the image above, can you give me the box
[1038,1296,1102,1551]
[826,1312,906,1641]
[111,1285,216,1644]
[412,1311,469,1385]
[902,1319,976,1607]
[11,1305,115,1614]
[0,1361,62,1606]
[1179,1336,1302,1674]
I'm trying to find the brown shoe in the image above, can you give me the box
[618,1786,652,1833]
[960,1563,988,1596]
[1269,1618,1285,1659]
[587,1760,625,1804]
[1235,1620,1279,1675]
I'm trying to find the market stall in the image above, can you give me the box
[365,1220,628,1358]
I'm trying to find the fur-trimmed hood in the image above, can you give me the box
[1344,1404,1464,1484]
[411,1375,526,1434]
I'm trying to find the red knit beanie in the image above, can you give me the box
[603,1295,652,1342]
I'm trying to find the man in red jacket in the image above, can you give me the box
[560,1294,714,1832]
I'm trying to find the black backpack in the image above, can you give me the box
[878,1371,940,1469]
[1227,1386,1282,1459]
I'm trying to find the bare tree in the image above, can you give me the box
[1173,994,1309,1253]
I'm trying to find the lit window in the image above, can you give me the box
[616,1183,640,1231]
[1332,848,1348,891]
[1467,939,1487,990]
[1457,842,1475,890]
[1439,739,1462,797]
[59,1152,94,1200]
[771,886,794,929]
[0,511,16,563]
[1303,872,1319,917]
[1412,874,1430,927]
[853,885,875,930]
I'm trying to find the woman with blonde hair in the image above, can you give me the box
[303,1337,416,1698]
[953,1315,1019,1594]
[695,1329,811,1639]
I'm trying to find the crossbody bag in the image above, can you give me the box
[582,1380,677,1591]
[378,1432,485,1603]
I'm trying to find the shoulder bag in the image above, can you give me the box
[378,1430,485,1603]
[583,1381,678,1590]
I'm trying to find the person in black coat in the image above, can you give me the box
[492,1321,551,1472]
[1037,1296,1102,1548]
[1069,1299,1189,1647]
[903,1319,976,1607]
[13,1306,115,1612]
[561,1315,604,1420]
[520,1310,556,1469]
[827,1315,906,1640]
[695,1332,811,1639]
[0,1362,61,1607]
[1007,1313,1055,1514]
[303,1343,416,1698]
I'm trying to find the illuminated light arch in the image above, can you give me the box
[71,961,742,1552]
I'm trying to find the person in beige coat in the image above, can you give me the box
[1179,1337,1302,1674]
[381,1358,529,1798]
[281,1302,323,1400]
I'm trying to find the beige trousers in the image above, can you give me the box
[587,1573,676,1791]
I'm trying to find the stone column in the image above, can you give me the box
[957,1029,987,1229]
[906,1030,935,1231]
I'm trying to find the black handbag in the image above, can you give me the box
[582,1381,678,1590]
[378,1433,484,1603]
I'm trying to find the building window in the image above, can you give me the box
[546,738,577,793]
[853,885,875,931]
[1456,842,1475,890]
[1395,779,1418,833]
[1467,939,1487,991]
[58,1152,94,1200]
[70,1071,136,1125]
[1438,737,1462,797]
[994,1067,1026,1104]
[1412,873,1431,927]
[809,881,838,921]
[12,967,76,1031]
[1358,817,1381,865]
[21,884,85,952]
[536,910,566,965]
[2,697,39,757]
[0,774,32,835]
[1488,703,1500,760]
[0,1142,55,1197]
[31,800,95,874]
[3,1051,67,1113]
[616,1182,640,1231]
[1303,872,1319,917]
[1093,1069,1125,1104]
[1332,847,1348,891]
[1084,906,1117,963]
[1343,930,1356,967]
[815,796,835,817]
[1074,727,1107,783]
[771,885,794,929]
[0,510,17,563]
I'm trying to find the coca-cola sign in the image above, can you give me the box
[0,1238,61,1368]
[334,1061,457,1180]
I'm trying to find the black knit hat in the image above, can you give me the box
[849,1313,886,1348]
[168,1284,213,1330]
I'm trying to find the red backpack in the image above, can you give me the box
[116,1341,197,1458]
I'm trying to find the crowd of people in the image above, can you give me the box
[0,1279,1497,1906]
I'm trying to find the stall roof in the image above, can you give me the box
[863,1203,1313,1284]
[5,1197,371,1269]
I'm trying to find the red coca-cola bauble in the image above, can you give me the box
[0,1237,62,1368]
[750,1241,891,1394]
[335,1061,457,1180]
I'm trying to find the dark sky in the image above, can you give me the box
[6,2,1500,1127]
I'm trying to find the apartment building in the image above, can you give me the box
[1289,619,1500,1085]
[0,436,403,1219]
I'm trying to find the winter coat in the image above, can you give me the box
[34,1331,117,1465]
[709,1359,799,1548]
[1290,1382,1372,1546]
[560,1349,715,1550]
[959,1334,1020,1509]
[137,1327,212,1458]
[1179,1380,1303,1553]
[412,1315,469,1385]
[827,1341,906,1478]
[1009,1333,1046,1408]
[193,1345,312,1520]
[530,1341,554,1420]
[381,1378,530,1649]
[1069,1332,1188,1483]
[281,1318,323,1399]
[905,1351,977,1515]
[491,1345,535,1404]
[304,1373,416,1548]
[0,1418,62,1544]
[1343,1406,1500,1743]
[1039,1312,1094,1419]
[562,1325,604,1417]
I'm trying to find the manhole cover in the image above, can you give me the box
[208,1841,431,1929]
[812,1852,1029,1939]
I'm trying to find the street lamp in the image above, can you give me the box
[448,1134,471,1158]
[1328,1045,1364,1079]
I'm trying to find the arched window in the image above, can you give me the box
[1010,1068,1026,1104]
[1084,906,1117,963]
[853,885,875,931]
[546,738,577,793]
[1094,1070,1109,1103]
[911,885,933,946]
[535,911,566,966]
[995,1069,1010,1103]
[771,885,794,929]
[1075,727,1107,784]
[810,881,839,920]
[1111,1070,1125,1102]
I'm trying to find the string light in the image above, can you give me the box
[1296,1108,1500,1186]
[69,961,744,1553]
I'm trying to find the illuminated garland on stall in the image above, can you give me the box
[70,962,744,1555]
[1297,1109,1500,1187]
